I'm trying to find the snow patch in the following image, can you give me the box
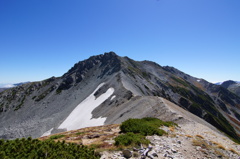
[58,83,114,131]
[197,79,201,82]
[111,95,116,101]
[41,128,53,137]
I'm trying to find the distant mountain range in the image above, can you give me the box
[0,52,240,144]
[215,81,240,85]
[0,82,30,92]
[218,80,240,97]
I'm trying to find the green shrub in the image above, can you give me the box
[120,117,175,136]
[56,89,62,94]
[76,132,85,135]
[14,95,26,111]
[114,132,149,147]
[50,134,66,140]
[115,117,177,148]
[0,137,99,159]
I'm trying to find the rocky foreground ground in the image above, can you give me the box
[101,122,240,159]
[40,120,239,159]
[39,97,240,159]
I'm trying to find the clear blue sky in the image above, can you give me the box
[0,0,239,84]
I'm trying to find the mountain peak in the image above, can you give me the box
[219,80,240,97]
[1,52,240,144]
[62,51,120,79]
[54,52,122,92]
[221,80,237,88]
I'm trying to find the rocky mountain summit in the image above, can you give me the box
[0,52,240,146]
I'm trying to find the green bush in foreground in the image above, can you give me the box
[0,137,99,159]
[49,134,65,140]
[115,132,150,147]
[115,117,177,147]
[120,117,175,136]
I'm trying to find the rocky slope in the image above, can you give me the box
[0,52,240,143]
[39,124,240,159]
[100,123,240,159]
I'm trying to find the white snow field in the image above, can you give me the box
[58,83,114,131]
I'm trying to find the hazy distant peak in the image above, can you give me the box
[0,84,15,88]
[0,82,30,88]
[221,80,237,88]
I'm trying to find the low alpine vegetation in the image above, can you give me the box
[115,117,176,147]
[114,132,150,147]
[120,117,176,136]
[0,137,99,159]
[49,134,65,140]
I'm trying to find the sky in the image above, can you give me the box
[0,0,239,85]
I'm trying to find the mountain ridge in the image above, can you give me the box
[0,52,240,143]
[219,80,240,97]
